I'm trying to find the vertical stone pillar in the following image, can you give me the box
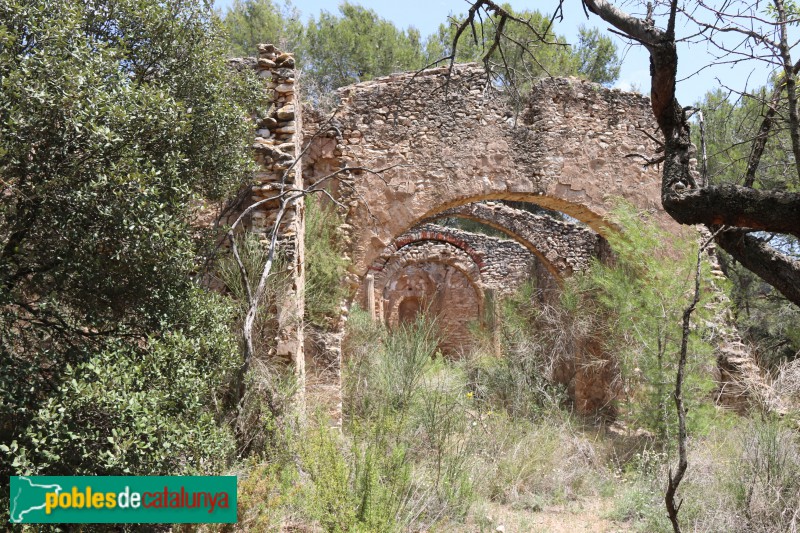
[249,44,305,398]
[379,298,387,324]
[365,273,376,321]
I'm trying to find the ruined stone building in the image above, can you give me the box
[233,44,773,420]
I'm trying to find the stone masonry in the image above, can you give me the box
[368,224,551,354]
[229,44,306,385]
[424,201,604,277]
[302,65,677,281]
[228,48,768,420]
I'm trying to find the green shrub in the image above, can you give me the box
[300,422,358,532]
[341,310,476,530]
[572,201,717,442]
[467,283,573,420]
[4,290,239,477]
[215,232,298,456]
[305,194,349,327]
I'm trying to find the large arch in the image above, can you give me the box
[303,66,678,278]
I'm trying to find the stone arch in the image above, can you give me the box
[302,66,680,278]
[370,227,485,274]
[370,236,485,322]
[375,241,483,298]
[424,201,602,278]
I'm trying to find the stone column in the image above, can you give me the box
[248,44,305,398]
[365,273,375,321]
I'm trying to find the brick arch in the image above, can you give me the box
[370,228,485,274]
[374,239,485,319]
[375,241,483,291]
[302,65,681,278]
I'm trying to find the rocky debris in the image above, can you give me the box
[700,228,788,415]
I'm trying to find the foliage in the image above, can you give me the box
[216,232,299,455]
[3,291,239,477]
[305,194,350,328]
[573,26,621,85]
[0,0,259,488]
[467,282,572,420]
[696,89,800,367]
[221,2,620,105]
[471,412,609,509]
[723,254,800,368]
[424,9,620,87]
[609,417,800,533]
[223,0,426,99]
[571,202,717,442]
[698,87,799,193]
[299,421,358,532]
[302,2,425,95]
[223,0,304,57]
[342,310,475,530]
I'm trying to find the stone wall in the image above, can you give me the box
[426,201,604,277]
[367,224,558,354]
[223,50,769,421]
[302,65,674,279]
[229,45,306,386]
[409,223,546,294]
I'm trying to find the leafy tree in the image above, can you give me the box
[697,89,800,365]
[424,7,620,87]
[302,2,426,93]
[575,203,715,440]
[0,0,261,482]
[574,26,621,85]
[223,0,304,57]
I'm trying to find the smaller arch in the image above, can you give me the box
[398,296,423,324]
[369,227,486,274]
[375,239,486,323]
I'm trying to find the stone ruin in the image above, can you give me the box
[229,44,774,421]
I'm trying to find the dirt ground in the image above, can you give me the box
[462,498,632,533]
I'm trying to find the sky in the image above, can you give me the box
[213,0,783,105]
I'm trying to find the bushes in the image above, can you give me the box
[343,311,474,530]
[4,290,239,477]
[305,194,349,328]
[607,417,800,532]
[466,282,576,420]
[566,201,717,440]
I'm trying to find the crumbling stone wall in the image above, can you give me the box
[383,260,480,355]
[397,223,547,294]
[368,224,557,354]
[302,65,675,280]
[224,50,767,420]
[230,53,698,417]
[229,45,306,386]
